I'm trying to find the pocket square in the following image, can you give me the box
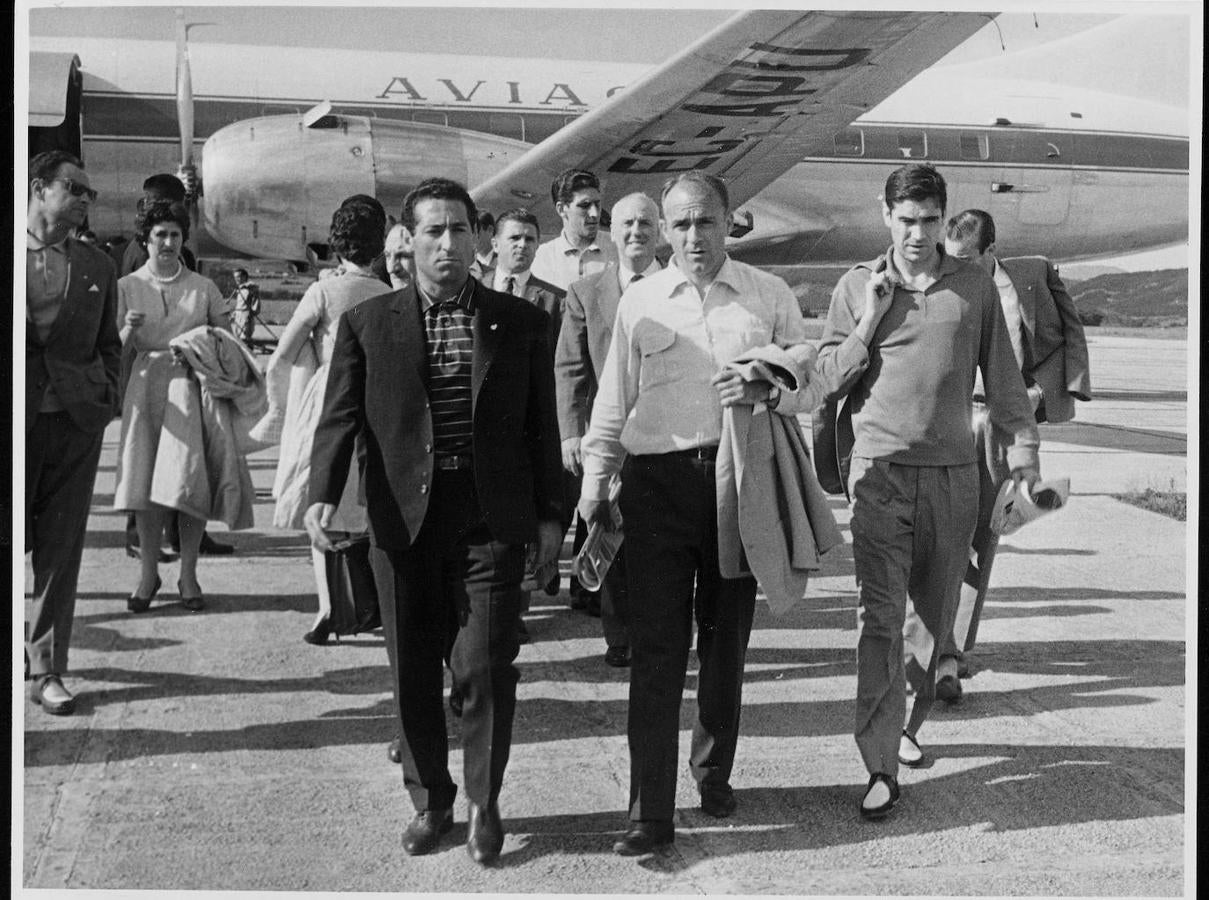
[88,283,100,292]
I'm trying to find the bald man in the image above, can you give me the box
[383,223,413,291]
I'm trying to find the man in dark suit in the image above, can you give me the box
[25,151,122,715]
[556,192,663,667]
[305,178,563,865]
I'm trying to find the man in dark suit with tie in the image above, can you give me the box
[556,192,663,667]
[25,151,122,715]
[305,178,563,865]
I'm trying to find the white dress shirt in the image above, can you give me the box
[992,259,1025,371]
[616,258,662,291]
[580,257,811,501]
[493,268,532,296]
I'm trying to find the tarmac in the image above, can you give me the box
[17,332,1192,897]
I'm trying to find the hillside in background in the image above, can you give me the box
[1065,268,1187,327]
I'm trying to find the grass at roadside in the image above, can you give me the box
[1113,488,1187,521]
[1087,325,1187,341]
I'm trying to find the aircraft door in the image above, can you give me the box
[986,129,1073,227]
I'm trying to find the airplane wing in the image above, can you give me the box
[472,9,994,217]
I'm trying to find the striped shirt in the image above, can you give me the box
[420,280,476,457]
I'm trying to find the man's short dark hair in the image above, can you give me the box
[946,209,995,253]
[29,150,84,193]
[142,173,188,202]
[551,169,600,207]
[330,202,387,265]
[660,171,730,214]
[400,178,478,233]
[494,207,540,239]
[233,267,249,279]
[883,163,947,213]
[476,211,496,233]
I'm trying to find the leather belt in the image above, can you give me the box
[667,445,718,462]
[435,454,474,471]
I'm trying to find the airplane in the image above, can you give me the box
[27,8,1190,279]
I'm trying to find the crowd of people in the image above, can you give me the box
[24,149,1091,863]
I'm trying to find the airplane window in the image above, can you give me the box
[897,131,926,159]
[488,113,524,141]
[834,130,864,156]
[959,132,989,160]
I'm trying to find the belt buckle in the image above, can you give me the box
[436,454,470,471]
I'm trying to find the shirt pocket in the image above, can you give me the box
[635,320,678,389]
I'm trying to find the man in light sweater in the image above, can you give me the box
[816,164,1040,820]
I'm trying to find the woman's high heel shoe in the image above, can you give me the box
[303,617,334,645]
[127,575,162,613]
[178,580,206,612]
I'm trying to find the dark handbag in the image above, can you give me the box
[324,535,381,636]
[812,395,854,499]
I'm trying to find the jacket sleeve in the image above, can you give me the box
[308,311,365,507]
[97,258,123,414]
[554,281,594,440]
[1047,261,1092,401]
[524,306,565,525]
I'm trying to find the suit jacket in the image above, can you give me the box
[308,279,563,551]
[478,267,565,358]
[26,237,122,435]
[554,262,625,441]
[1000,256,1092,423]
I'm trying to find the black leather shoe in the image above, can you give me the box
[859,773,900,820]
[402,808,453,856]
[303,618,333,645]
[30,674,76,716]
[699,785,737,818]
[127,574,163,613]
[387,736,402,764]
[466,802,504,864]
[178,580,206,612]
[936,673,963,703]
[604,646,631,668]
[198,532,235,556]
[614,820,674,856]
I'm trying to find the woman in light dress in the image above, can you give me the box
[115,200,229,612]
[267,202,391,644]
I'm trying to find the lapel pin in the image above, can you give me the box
[490,322,499,331]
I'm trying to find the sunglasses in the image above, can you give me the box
[51,178,98,202]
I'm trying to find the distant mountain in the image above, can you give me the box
[1066,268,1187,326]
[1060,263,1126,282]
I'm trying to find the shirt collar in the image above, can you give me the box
[991,258,1013,287]
[26,230,69,254]
[664,255,735,296]
[556,231,605,258]
[617,257,661,286]
[495,269,531,291]
[418,278,476,315]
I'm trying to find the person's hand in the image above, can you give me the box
[854,264,899,343]
[578,497,617,532]
[711,370,771,407]
[561,437,583,475]
[1012,465,1041,495]
[303,502,337,552]
[124,310,146,329]
[1026,384,1044,412]
[533,519,563,570]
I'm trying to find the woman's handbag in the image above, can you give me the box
[324,534,381,636]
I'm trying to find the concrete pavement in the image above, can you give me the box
[18,333,1190,896]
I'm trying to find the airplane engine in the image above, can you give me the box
[201,111,532,262]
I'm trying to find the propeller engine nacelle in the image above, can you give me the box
[201,110,533,261]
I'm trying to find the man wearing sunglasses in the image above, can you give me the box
[25,151,123,716]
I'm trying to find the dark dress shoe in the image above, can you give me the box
[604,646,631,668]
[466,802,504,864]
[699,785,737,818]
[542,568,560,596]
[402,808,453,856]
[178,581,206,612]
[127,575,163,613]
[859,773,900,820]
[198,532,235,555]
[614,820,674,856]
[31,674,76,716]
[387,736,402,764]
[936,673,963,703]
[303,618,333,645]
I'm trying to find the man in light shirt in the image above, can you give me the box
[556,192,663,666]
[578,171,814,856]
[530,168,618,290]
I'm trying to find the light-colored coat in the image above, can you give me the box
[554,262,625,441]
[1000,256,1092,423]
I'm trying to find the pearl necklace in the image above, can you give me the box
[149,262,184,284]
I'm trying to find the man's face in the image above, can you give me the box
[34,163,94,229]
[557,188,602,244]
[384,226,413,288]
[610,196,659,272]
[944,233,994,276]
[492,219,539,275]
[883,197,943,269]
[475,225,495,257]
[408,198,474,291]
[233,270,248,286]
[662,182,729,283]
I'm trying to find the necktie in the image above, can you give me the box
[504,276,516,296]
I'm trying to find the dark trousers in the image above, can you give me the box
[372,469,525,812]
[601,543,629,650]
[620,452,757,823]
[25,412,104,676]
